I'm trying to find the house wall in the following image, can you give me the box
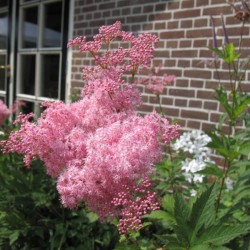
[70,0,250,131]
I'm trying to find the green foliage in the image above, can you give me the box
[0,153,119,250]
[150,185,250,250]
[209,43,240,64]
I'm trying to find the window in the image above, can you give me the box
[17,0,67,114]
[0,1,9,102]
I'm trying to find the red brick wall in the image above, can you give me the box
[70,0,250,131]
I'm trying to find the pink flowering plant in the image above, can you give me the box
[1,21,179,238]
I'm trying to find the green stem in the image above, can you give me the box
[216,158,230,214]
[156,94,164,115]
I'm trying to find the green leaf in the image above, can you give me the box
[162,194,175,215]
[189,184,216,244]
[223,43,240,64]
[143,210,175,222]
[115,242,142,250]
[234,94,250,117]
[174,194,191,245]
[197,163,223,178]
[9,231,20,245]
[155,234,183,250]
[195,223,250,245]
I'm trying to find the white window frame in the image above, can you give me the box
[17,0,64,114]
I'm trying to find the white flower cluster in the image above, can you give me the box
[173,130,213,184]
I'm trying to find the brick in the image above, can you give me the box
[167,40,178,48]
[180,20,193,28]
[202,123,216,131]
[203,6,231,16]
[182,0,194,9]
[127,15,147,23]
[194,18,208,27]
[174,9,200,19]
[169,88,195,98]
[189,100,202,108]
[193,39,207,47]
[164,60,176,67]
[181,110,209,120]
[82,5,96,12]
[155,22,165,30]
[99,2,115,9]
[162,97,173,105]
[210,113,221,122]
[172,50,198,58]
[167,21,179,29]
[143,5,154,13]
[149,13,171,21]
[168,1,180,10]
[180,40,192,47]
[187,120,201,129]
[186,29,212,38]
[155,3,166,12]
[204,101,218,110]
[163,107,180,117]
[178,60,190,68]
[175,99,188,107]
[184,70,211,79]
[176,79,189,87]
[197,90,215,99]
[132,7,141,14]
[161,31,185,39]
[190,80,204,88]
[196,0,209,6]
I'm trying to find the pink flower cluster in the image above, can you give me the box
[0,100,25,126]
[112,178,159,234]
[140,65,176,95]
[2,22,179,234]
[0,100,11,126]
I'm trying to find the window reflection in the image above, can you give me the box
[42,2,62,47]
[41,54,59,98]
[20,55,35,95]
[0,0,8,8]
[21,7,38,48]
[0,13,8,49]
[0,55,6,91]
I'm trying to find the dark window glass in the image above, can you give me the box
[42,2,62,47]
[21,7,38,48]
[0,13,8,49]
[0,0,8,8]
[20,100,34,114]
[0,55,6,91]
[20,55,35,95]
[41,54,59,98]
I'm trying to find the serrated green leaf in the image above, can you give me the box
[162,194,175,214]
[174,194,191,245]
[189,184,216,244]
[195,223,250,245]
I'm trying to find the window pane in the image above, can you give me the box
[0,55,6,91]
[41,54,59,98]
[42,2,62,47]
[21,7,38,48]
[20,55,35,95]
[0,13,8,49]
[0,0,8,8]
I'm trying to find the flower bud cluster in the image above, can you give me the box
[1,22,179,234]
